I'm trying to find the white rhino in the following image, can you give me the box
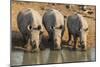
[43,9,65,50]
[66,13,88,50]
[17,8,44,52]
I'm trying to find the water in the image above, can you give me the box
[10,48,96,66]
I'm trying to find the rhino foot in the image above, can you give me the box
[81,47,87,51]
[72,47,77,51]
[54,47,61,50]
[80,45,87,51]
[32,48,40,52]
[25,45,32,52]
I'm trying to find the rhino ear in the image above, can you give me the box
[64,15,67,19]
[37,25,41,30]
[27,25,32,31]
[59,25,63,29]
[64,15,67,24]
[40,25,45,35]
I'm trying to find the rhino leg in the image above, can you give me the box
[67,32,72,46]
[55,45,61,50]
[61,27,65,47]
[48,31,55,50]
[21,32,29,45]
[32,48,40,52]
[54,37,62,50]
[79,32,87,51]
[48,39,54,49]
[25,39,32,52]
[72,35,77,50]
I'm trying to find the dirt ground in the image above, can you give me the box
[11,0,96,48]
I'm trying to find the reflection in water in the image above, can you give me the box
[23,49,50,65]
[10,51,24,66]
[48,50,63,64]
[11,48,96,66]
[62,48,95,62]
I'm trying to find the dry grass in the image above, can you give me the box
[11,1,96,48]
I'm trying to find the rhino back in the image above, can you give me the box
[43,9,64,30]
[67,14,82,34]
[17,9,33,33]
[43,10,56,29]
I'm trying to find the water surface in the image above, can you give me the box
[10,48,96,66]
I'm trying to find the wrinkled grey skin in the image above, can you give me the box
[66,13,88,50]
[43,9,65,50]
[17,8,44,52]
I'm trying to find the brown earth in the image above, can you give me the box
[11,0,96,48]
